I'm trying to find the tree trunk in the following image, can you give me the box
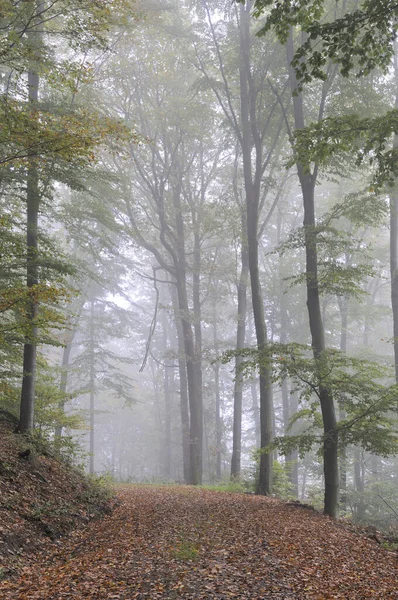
[354,447,365,520]
[288,392,299,496]
[19,35,40,433]
[240,2,273,495]
[89,298,95,474]
[176,272,202,485]
[278,206,299,495]
[231,212,249,480]
[214,359,222,480]
[162,308,172,479]
[54,342,72,438]
[191,228,204,483]
[169,282,190,482]
[212,296,223,480]
[338,294,349,512]
[247,192,273,495]
[55,296,84,438]
[169,181,203,485]
[390,190,398,382]
[250,378,261,447]
[287,29,339,517]
[391,53,398,383]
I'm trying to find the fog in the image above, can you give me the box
[1,0,398,529]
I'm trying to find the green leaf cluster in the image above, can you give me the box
[292,110,398,189]
[222,343,398,457]
[241,0,398,83]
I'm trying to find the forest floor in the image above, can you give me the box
[1,484,397,599]
[0,419,115,581]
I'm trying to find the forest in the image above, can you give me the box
[1,0,398,538]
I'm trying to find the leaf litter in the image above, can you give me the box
[1,485,397,599]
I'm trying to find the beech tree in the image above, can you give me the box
[237,0,398,516]
[0,0,136,433]
[194,0,290,494]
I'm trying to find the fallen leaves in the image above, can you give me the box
[1,484,397,598]
[0,422,113,576]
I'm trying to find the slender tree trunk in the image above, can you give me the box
[231,213,249,480]
[302,179,338,518]
[169,180,203,485]
[289,392,299,496]
[281,379,298,496]
[19,30,40,433]
[287,29,338,517]
[338,294,348,511]
[247,194,273,495]
[354,447,365,520]
[391,53,398,383]
[200,0,274,490]
[390,190,398,382]
[55,296,84,438]
[251,378,261,447]
[89,298,95,474]
[278,206,299,494]
[212,296,222,480]
[192,228,204,483]
[214,359,222,480]
[170,283,190,482]
[248,315,261,447]
[150,359,163,478]
[54,342,72,438]
[162,308,172,479]
[240,3,273,495]
[177,274,203,485]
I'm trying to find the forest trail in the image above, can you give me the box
[0,485,397,599]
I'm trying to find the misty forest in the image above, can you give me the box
[1,0,398,597]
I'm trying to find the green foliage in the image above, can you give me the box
[0,0,139,435]
[241,0,398,82]
[279,222,376,298]
[222,343,398,458]
[276,189,382,299]
[35,363,83,426]
[0,0,137,67]
[272,461,296,500]
[201,479,253,493]
[292,110,398,189]
[272,432,320,459]
[322,190,389,227]
[23,425,85,466]
[304,483,324,511]
[348,480,398,532]
[239,0,398,187]
[83,473,114,505]
[0,352,86,463]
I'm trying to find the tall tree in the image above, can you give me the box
[195,0,288,494]
[230,156,249,480]
[0,0,135,433]
[18,2,42,432]
[286,28,339,517]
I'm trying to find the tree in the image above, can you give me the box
[194,0,290,495]
[233,0,398,516]
[100,19,230,483]
[0,0,135,433]
[246,0,398,83]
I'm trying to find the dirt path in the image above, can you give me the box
[1,486,397,599]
